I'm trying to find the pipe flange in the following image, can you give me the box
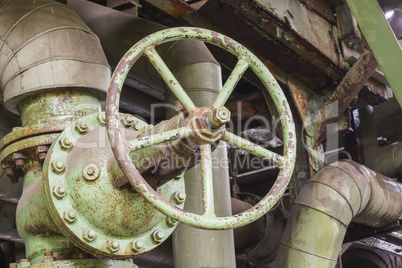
[43,112,185,259]
[0,133,60,182]
[0,122,71,152]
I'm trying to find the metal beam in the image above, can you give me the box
[346,0,402,105]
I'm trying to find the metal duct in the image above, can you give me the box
[0,0,110,115]
[275,160,402,268]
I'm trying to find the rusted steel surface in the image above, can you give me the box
[143,0,208,17]
[312,49,378,147]
[106,27,296,230]
[298,0,336,24]
[226,91,270,120]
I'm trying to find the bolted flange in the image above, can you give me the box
[52,160,65,173]
[130,240,144,252]
[106,239,120,253]
[172,191,186,204]
[83,163,101,181]
[83,229,97,242]
[64,209,77,223]
[151,230,165,243]
[53,185,66,198]
[76,121,89,133]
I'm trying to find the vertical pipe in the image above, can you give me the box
[169,62,236,268]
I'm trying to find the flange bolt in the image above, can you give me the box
[98,112,106,125]
[52,160,65,173]
[53,185,66,198]
[172,191,186,204]
[107,239,120,252]
[76,121,89,133]
[166,217,178,227]
[83,229,97,242]
[60,137,73,149]
[123,114,134,127]
[130,240,144,252]
[64,209,77,223]
[152,230,165,243]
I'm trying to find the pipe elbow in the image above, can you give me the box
[275,160,402,268]
[0,0,110,114]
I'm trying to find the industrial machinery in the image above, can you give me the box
[0,0,402,267]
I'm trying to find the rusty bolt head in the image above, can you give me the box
[172,191,186,204]
[60,137,73,149]
[151,230,165,243]
[166,217,178,227]
[209,107,231,128]
[52,160,65,173]
[123,114,134,127]
[83,163,100,181]
[130,240,144,252]
[83,229,96,242]
[76,121,89,133]
[64,209,77,223]
[106,239,120,252]
[53,185,66,198]
[98,112,106,125]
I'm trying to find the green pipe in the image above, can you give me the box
[168,62,236,268]
[275,160,402,268]
[345,0,402,106]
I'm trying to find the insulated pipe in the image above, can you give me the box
[0,0,110,115]
[275,160,402,268]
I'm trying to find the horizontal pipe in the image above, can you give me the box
[275,160,402,268]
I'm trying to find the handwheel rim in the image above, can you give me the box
[106,27,296,230]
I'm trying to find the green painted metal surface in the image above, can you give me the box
[346,0,402,105]
[106,27,296,230]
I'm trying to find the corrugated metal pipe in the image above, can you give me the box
[275,160,402,268]
[0,0,110,115]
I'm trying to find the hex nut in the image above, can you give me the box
[64,209,77,223]
[83,163,101,181]
[130,240,144,252]
[209,107,231,128]
[52,160,65,173]
[172,191,186,204]
[166,217,178,227]
[53,185,66,198]
[76,121,89,133]
[123,114,134,127]
[151,230,165,243]
[60,137,73,149]
[106,239,120,252]
[83,229,97,242]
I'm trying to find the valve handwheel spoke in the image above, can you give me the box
[221,131,284,167]
[144,46,196,113]
[106,27,296,230]
[212,56,250,108]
